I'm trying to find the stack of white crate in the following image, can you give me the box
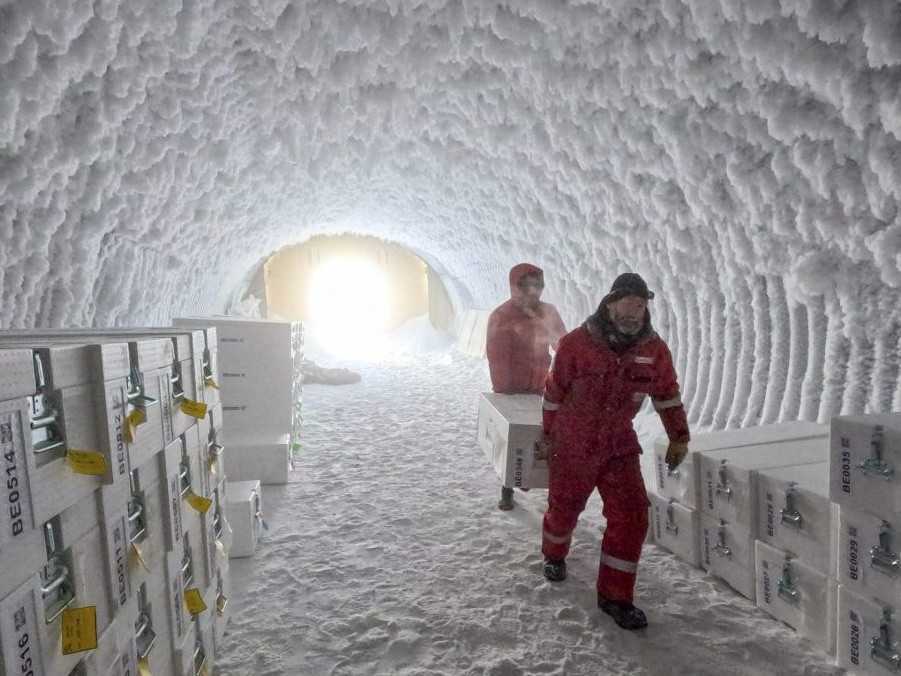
[830,413,901,674]
[173,317,303,485]
[649,422,827,571]
[0,328,232,675]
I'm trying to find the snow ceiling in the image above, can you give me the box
[2,0,901,423]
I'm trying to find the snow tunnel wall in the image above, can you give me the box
[2,1,901,424]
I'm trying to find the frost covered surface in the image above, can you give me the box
[218,349,841,676]
[3,0,901,422]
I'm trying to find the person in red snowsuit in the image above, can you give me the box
[539,272,690,630]
[486,263,566,510]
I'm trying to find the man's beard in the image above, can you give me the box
[612,316,643,335]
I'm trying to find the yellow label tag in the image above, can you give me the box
[199,663,210,676]
[184,490,213,514]
[180,399,208,419]
[60,606,98,655]
[131,542,150,572]
[184,588,207,615]
[67,450,107,476]
[205,377,220,390]
[138,658,153,676]
[125,409,147,443]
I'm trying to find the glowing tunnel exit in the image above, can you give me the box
[307,257,391,356]
[259,235,455,359]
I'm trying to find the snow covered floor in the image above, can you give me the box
[216,349,842,676]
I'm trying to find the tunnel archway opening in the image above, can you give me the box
[256,235,456,358]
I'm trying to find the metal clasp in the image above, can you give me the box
[859,425,894,480]
[715,459,732,500]
[780,482,803,529]
[216,571,228,616]
[179,438,192,497]
[777,557,800,604]
[871,607,901,672]
[713,520,732,558]
[41,520,75,623]
[30,352,66,457]
[193,627,207,676]
[127,369,159,409]
[181,534,194,588]
[665,499,679,536]
[871,521,900,577]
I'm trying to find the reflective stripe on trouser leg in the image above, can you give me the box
[541,517,574,561]
[595,454,649,602]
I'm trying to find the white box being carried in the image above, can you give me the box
[477,393,547,490]
[830,412,901,515]
[226,480,265,559]
[653,421,827,511]
[755,540,837,655]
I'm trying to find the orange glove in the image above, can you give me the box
[665,440,689,471]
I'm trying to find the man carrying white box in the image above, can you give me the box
[539,273,690,630]
[485,263,566,510]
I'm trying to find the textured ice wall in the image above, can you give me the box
[1,0,901,422]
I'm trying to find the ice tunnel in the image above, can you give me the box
[2,0,901,429]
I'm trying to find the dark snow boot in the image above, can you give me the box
[497,487,514,511]
[598,595,648,630]
[543,559,567,582]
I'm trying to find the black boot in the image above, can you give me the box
[497,487,514,511]
[598,595,648,630]
[543,559,567,582]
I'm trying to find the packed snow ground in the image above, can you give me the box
[216,345,841,676]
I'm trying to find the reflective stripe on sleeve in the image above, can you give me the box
[653,396,683,411]
[600,552,638,573]
[542,399,560,411]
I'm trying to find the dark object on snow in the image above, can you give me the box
[543,559,567,582]
[598,595,648,630]
[497,487,514,511]
[301,360,361,386]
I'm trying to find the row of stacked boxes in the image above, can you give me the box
[0,328,232,676]
[650,413,901,673]
[173,317,303,485]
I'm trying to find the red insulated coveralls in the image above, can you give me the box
[541,318,689,602]
[486,264,566,395]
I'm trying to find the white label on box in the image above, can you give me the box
[107,515,131,610]
[0,408,33,542]
[0,581,44,676]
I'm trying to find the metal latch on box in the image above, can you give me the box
[126,368,158,410]
[30,351,66,457]
[871,607,901,672]
[193,629,207,676]
[780,482,803,529]
[871,521,900,577]
[182,534,194,588]
[715,460,732,500]
[135,584,157,660]
[665,499,679,536]
[777,556,800,605]
[713,520,732,558]
[170,360,185,401]
[41,519,75,623]
[216,571,228,616]
[859,425,894,481]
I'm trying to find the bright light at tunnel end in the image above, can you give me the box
[307,257,391,360]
